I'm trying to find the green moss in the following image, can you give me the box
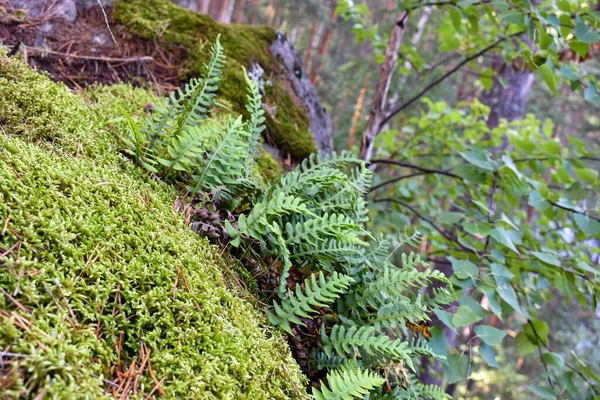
[0,54,306,399]
[256,149,284,183]
[0,55,111,159]
[113,0,317,160]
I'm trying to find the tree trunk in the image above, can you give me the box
[248,0,260,24]
[197,0,210,14]
[359,12,409,162]
[481,61,534,129]
[304,22,319,72]
[232,0,246,23]
[217,0,234,23]
[310,5,336,85]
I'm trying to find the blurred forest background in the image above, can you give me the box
[192,1,600,398]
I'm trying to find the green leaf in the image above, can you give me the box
[569,41,589,57]
[444,353,470,384]
[491,227,519,253]
[490,263,526,317]
[574,213,600,236]
[460,150,498,171]
[452,306,481,327]
[524,320,549,345]
[575,21,600,43]
[474,325,508,346]
[479,342,499,368]
[543,352,565,369]
[575,167,598,183]
[429,326,449,358]
[571,351,600,383]
[449,257,479,280]
[435,309,458,334]
[462,221,492,237]
[539,64,557,93]
[440,212,465,224]
[515,332,536,357]
[527,385,557,399]
[531,251,560,267]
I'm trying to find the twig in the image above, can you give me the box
[378,32,525,133]
[464,340,473,400]
[527,319,557,394]
[548,200,600,222]
[372,198,470,252]
[96,0,119,46]
[370,159,463,180]
[1,44,151,63]
[368,171,429,193]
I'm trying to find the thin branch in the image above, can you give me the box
[368,171,429,193]
[372,198,471,252]
[378,33,524,133]
[527,319,557,393]
[2,44,152,63]
[548,200,600,223]
[408,0,492,10]
[370,159,463,179]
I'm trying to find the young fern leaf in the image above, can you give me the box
[188,116,252,198]
[268,271,355,334]
[313,362,385,400]
[321,324,411,361]
[242,67,266,173]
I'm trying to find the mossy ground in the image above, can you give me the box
[0,53,306,398]
[113,0,317,160]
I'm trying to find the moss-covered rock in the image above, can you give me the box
[113,0,317,160]
[0,54,306,398]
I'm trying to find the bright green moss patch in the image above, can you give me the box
[0,54,306,399]
[257,149,284,183]
[113,0,317,160]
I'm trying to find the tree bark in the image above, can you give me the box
[248,0,260,24]
[359,12,409,162]
[232,0,246,23]
[310,5,337,85]
[304,22,319,72]
[481,61,534,129]
[197,0,210,14]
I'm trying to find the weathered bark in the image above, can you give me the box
[232,0,246,23]
[359,12,409,162]
[270,32,334,154]
[387,6,432,111]
[481,62,534,128]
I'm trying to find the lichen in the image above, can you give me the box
[113,0,317,160]
[0,53,306,399]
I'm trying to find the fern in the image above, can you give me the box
[268,271,354,334]
[313,361,386,400]
[242,67,266,174]
[188,115,254,198]
[321,325,411,361]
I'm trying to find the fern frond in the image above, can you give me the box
[236,192,312,241]
[290,239,365,265]
[188,115,253,198]
[309,351,346,371]
[268,271,354,334]
[313,361,385,400]
[242,66,266,173]
[158,124,210,172]
[284,213,365,247]
[321,324,411,360]
[408,338,443,360]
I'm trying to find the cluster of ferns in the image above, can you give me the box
[125,35,454,400]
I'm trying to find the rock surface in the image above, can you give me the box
[269,31,334,154]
